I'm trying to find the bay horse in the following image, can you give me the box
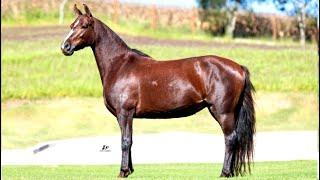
[61,4,255,178]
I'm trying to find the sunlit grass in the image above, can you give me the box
[2,161,317,179]
[1,39,318,101]
[2,92,318,149]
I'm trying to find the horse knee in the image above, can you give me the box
[121,137,132,151]
[218,113,236,135]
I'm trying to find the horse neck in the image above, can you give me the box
[91,18,130,85]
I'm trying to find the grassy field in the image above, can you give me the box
[2,92,318,149]
[1,27,318,149]
[2,161,317,179]
[2,39,318,101]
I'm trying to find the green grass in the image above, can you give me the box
[1,39,318,101]
[2,92,318,149]
[1,8,61,27]
[2,161,317,179]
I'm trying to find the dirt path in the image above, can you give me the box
[2,131,318,165]
[1,26,310,50]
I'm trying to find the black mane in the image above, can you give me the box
[131,48,151,58]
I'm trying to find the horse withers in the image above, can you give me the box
[61,4,255,178]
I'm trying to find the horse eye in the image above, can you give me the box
[82,25,88,29]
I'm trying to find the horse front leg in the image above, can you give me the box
[117,109,134,178]
[129,148,134,173]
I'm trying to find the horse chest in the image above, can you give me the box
[103,81,138,114]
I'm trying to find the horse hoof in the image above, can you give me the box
[118,169,133,178]
[220,171,233,178]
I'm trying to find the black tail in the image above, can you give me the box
[233,66,256,176]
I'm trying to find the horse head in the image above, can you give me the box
[61,4,95,56]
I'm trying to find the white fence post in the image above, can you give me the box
[59,0,68,25]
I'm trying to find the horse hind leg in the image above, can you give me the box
[209,109,237,177]
[208,65,255,177]
[209,102,255,177]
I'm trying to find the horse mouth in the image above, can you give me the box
[61,48,74,56]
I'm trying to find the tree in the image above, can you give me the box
[197,0,251,37]
[197,0,226,9]
[271,0,319,46]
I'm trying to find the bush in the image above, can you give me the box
[198,10,318,42]
[198,9,228,36]
[233,12,273,38]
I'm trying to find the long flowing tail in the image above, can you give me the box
[233,66,256,176]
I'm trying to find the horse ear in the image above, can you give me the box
[83,4,92,17]
[73,4,83,16]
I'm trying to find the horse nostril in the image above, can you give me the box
[64,43,71,50]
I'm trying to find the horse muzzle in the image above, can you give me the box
[61,42,75,56]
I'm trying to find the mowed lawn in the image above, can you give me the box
[1,39,318,100]
[2,161,317,180]
[1,92,318,149]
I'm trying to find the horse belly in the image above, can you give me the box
[135,82,206,119]
[135,101,207,119]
